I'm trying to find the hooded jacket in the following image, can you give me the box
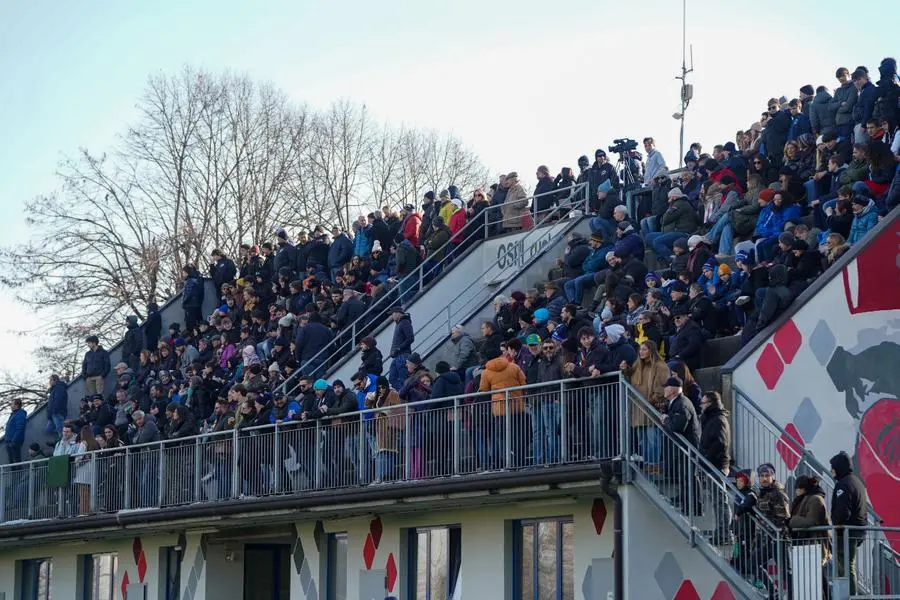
[755,201,802,239]
[48,379,69,417]
[664,392,701,448]
[789,483,831,541]
[829,452,869,529]
[181,269,205,309]
[390,314,414,357]
[848,199,878,245]
[327,233,354,272]
[564,237,591,276]
[449,332,478,370]
[699,402,731,471]
[359,344,384,376]
[431,371,464,409]
[668,318,703,372]
[660,198,699,234]
[809,89,836,134]
[614,230,644,260]
[479,357,526,416]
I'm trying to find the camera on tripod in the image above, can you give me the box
[608,138,638,154]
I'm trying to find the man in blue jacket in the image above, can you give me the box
[563,234,612,304]
[327,229,354,282]
[46,374,68,440]
[5,399,26,463]
[293,312,334,379]
[388,306,415,391]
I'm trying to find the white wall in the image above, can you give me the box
[731,216,900,550]
[621,486,736,599]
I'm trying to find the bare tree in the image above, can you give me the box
[1,68,490,386]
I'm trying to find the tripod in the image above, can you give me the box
[614,152,643,221]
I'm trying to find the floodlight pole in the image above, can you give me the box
[676,0,693,166]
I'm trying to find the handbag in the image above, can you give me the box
[519,213,534,230]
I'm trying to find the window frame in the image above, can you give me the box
[162,546,182,600]
[406,525,462,600]
[82,552,119,600]
[20,557,53,600]
[513,517,574,600]
[325,532,348,600]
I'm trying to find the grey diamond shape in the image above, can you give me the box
[809,320,836,366]
[581,564,593,600]
[794,397,822,443]
[654,551,683,598]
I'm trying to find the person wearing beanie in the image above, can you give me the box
[788,474,830,547]
[848,194,878,245]
[358,336,384,377]
[645,184,699,268]
[830,451,869,592]
[365,374,402,483]
[732,468,759,576]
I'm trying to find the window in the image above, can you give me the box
[515,519,574,600]
[408,526,461,600]
[162,547,182,600]
[83,553,118,600]
[326,533,348,600]
[20,558,52,600]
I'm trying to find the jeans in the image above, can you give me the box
[564,273,598,303]
[45,413,66,439]
[388,354,409,392]
[589,216,616,241]
[803,179,817,205]
[374,450,396,482]
[345,426,377,484]
[637,426,661,463]
[646,232,685,266]
[302,357,325,379]
[529,399,560,465]
[6,443,22,464]
[640,216,659,235]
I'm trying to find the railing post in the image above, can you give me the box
[124,449,132,510]
[274,425,282,493]
[559,380,567,463]
[452,398,460,475]
[314,420,323,490]
[89,453,98,513]
[0,466,6,523]
[231,427,241,499]
[504,390,512,470]
[404,405,411,481]
[620,378,631,475]
[358,413,366,483]
[27,462,35,519]
[193,438,202,502]
[157,442,166,507]
[483,208,489,239]
[686,448,695,535]
[57,471,65,517]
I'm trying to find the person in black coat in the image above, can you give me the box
[762,101,792,166]
[334,289,366,330]
[293,313,335,379]
[305,233,330,272]
[274,231,299,276]
[668,307,703,371]
[358,337,384,376]
[367,213,392,255]
[698,391,731,473]
[662,376,702,514]
[830,451,870,594]
[144,302,161,351]
[562,233,591,277]
[209,249,237,294]
[121,315,144,371]
[533,166,558,215]
[181,264,205,331]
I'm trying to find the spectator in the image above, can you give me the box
[448,325,478,374]
[563,233,611,304]
[327,228,353,281]
[533,337,564,464]
[698,391,730,475]
[852,69,877,143]
[622,340,669,470]
[583,150,621,215]
[478,347,527,468]
[501,172,529,231]
[46,374,69,441]
[5,399,26,463]
[81,335,111,396]
[181,263,205,330]
[358,337,383,377]
[209,249,237,293]
[668,306,703,372]
[787,98,811,141]
[830,67,858,139]
[809,85,836,136]
[830,451,870,595]
[788,474,832,558]
[533,165,557,217]
[420,191,437,241]
[661,376,701,514]
[733,470,759,578]
[646,188,698,268]
[761,98,792,167]
[294,313,334,379]
[365,376,403,484]
[642,137,666,187]
[388,306,414,391]
[400,204,422,247]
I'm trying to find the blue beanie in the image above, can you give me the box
[645,271,659,283]
[534,308,550,324]
[313,379,329,391]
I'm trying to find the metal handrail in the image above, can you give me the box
[279,182,588,397]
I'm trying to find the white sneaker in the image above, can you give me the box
[735,296,751,306]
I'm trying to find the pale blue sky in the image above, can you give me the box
[1,0,898,373]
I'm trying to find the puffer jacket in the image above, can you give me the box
[449,333,478,370]
[809,89,836,134]
[754,202,801,239]
[660,198,699,234]
[479,357,526,416]
[848,199,879,245]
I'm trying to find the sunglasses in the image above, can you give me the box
[768,106,778,111]
[542,347,555,351]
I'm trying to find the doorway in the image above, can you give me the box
[243,544,291,600]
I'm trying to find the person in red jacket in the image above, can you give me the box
[448,199,468,248]
[401,204,422,247]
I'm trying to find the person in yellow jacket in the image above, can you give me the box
[478,347,527,468]
[438,189,456,224]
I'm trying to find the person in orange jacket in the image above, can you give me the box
[478,347,527,469]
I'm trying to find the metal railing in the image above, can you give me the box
[0,374,618,523]
[279,182,589,396]
[624,381,900,599]
[732,385,883,527]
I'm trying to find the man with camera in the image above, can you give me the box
[578,149,620,215]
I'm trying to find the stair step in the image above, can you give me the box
[700,334,741,368]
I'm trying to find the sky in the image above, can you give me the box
[1,0,898,377]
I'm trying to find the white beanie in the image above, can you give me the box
[372,240,383,253]
[605,324,625,343]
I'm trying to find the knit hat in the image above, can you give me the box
[757,463,777,477]
[667,187,686,200]
[604,324,625,343]
[718,264,732,276]
[645,272,660,284]
[313,379,329,391]
[852,195,869,207]
[759,188,776,202]
[799,84,815,96]
[590,233,605,244]
[669,280,687,294]
[673,237,689,252]
[723,141,737,153]
[424,191,435,201]
[435,361,450,374]
[735,470,751,485]
[778,232,795,247]
[372,240,383,253]
[735,251,753,266]
[702,258,718,272]
[533,308,550,324]
[687,235,706,251]
[332,379,345,389]
[406,352,423,367]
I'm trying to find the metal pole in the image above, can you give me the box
[314,420,323,490]
[274,425,282,493]
[124,449,132,510]
[559,380,567,463]
[193,438,202,502]
[158,443,167,507]
[504,390,512,470]
[231,428,240,499]
[404,405,411,480]
[89,454,98,513]
[452,398,460,475]
[358,413,365,483]
[0,467,6,523]
[27,462,35,519]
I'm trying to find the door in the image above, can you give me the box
[244,544,291,600]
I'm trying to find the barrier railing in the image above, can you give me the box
[0,374,618,523]
[279,182,589,396]
[732,385,883,527]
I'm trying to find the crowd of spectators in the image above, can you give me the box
[1,63,893,590]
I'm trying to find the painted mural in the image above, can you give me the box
[732,216,900,551]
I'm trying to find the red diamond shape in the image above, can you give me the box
[132,537,143,565]
[369,517,383,549]
[673,579,701,600]
[386,553,398,592]
[756,344,784,390]
[137,553,147,584]
[590,499,607,535]
[710,581,736,600]
[363,533,376,570]
[121,571,129,599]
[773,320,802,364]
[776,423,805,471]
